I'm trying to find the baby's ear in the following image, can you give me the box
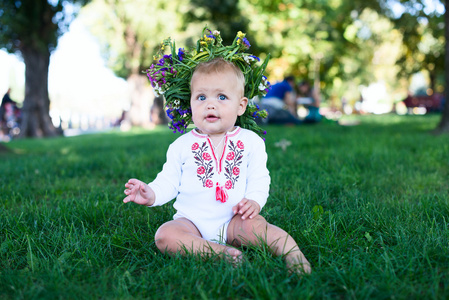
[238,97,248,116]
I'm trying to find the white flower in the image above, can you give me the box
[258,76,270,92]
[152,83,165,97]
[243,54,256,64]
[213,30,220,36]
[173,99,181,108]
[153,87,161,97]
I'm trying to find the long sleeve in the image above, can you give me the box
[244,133,270,210]
[148,142,183,206]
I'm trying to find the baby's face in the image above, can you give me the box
[190,68,247,138]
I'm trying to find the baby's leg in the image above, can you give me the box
[227,215,311,274]
[155,217,242,261]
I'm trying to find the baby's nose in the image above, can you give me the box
[206,101,216,109]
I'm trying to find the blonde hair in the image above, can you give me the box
[190,58,245,96]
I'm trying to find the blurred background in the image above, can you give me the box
[0,0,446,140]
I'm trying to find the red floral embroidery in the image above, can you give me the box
[224,139,244,189]
[192,141,214,188]
[233,167,240,176]
[225,180,233,189]
[226,151,235,160]
[197,166,205,175]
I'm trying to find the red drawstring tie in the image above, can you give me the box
[215,183,228,203]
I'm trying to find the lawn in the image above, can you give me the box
[1,114,448,299]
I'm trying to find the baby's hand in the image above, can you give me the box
[232,198,260,220]
[123,178,155,206]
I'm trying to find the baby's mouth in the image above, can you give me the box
[206,114,219,122]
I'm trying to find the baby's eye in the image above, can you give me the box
[198,95,206,101]
[218,94,227,100]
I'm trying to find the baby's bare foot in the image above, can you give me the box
[285,253,311,275]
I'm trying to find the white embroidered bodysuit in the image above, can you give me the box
[148,127,270,243]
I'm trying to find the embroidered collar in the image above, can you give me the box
[191,126,241,138]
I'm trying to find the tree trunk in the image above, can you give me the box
[429,68,436,94]
[126,74,153,128]
[434,3,449,134]
[19,47,59,138]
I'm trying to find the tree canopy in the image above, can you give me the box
[80,0,448,131]
[1,0,448,135]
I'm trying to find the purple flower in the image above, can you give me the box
[178,48,185,61]
[250,55,260,61]
[237,37,251,49]
[166,109,174,119]
[163,54,172,62]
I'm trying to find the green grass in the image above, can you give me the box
[1,114,448,299]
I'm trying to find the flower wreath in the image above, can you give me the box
[145,26,271,136]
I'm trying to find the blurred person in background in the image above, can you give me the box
[1,88,21,139]
[297,81,321,123]
[259,76,302,125]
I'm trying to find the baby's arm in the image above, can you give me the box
[232,198,261,220]
[244,133,270,210]
[123,178,156,206]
